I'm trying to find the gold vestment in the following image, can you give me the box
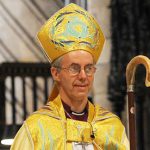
[11,95,129,150]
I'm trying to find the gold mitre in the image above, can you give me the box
[37,3,105,63]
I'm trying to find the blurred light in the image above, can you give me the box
[1,139,14,145]
[0,124,21,147]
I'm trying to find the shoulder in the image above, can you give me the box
[11,123,34,150]
[94,104,124,127]
[25,102,61,128]
[94,104,126,135]
[93,105,129,149]
[94,104,118,119]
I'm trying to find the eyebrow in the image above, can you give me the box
[70,63,94,66]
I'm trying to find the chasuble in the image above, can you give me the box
[11,95,129,150]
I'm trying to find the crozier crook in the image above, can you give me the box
[126,55,150,150]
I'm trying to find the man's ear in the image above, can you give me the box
[51,67,60,82]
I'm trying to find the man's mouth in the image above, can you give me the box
[74,84,88,87]
[74,84,89,90]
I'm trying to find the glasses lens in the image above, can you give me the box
[69,64,81,75]
[85,64,96,76]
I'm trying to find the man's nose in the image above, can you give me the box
[78,69,87,79]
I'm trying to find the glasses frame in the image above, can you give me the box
[56,63,96,76]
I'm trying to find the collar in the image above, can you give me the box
[61,100,88,121]
[52,95,95,123]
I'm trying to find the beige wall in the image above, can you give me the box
[0,0,62,63]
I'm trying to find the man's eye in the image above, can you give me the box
[85,67,92,72]
[70,64,80,71]
[87,66,92,70]
[85,64,93,69]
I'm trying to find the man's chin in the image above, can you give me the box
[71,87,90,99]
[74,92,88,100]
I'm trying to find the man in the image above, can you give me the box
[11,3,129,150]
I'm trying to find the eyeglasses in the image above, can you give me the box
[56,63,96,76]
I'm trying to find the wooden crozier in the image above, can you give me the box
[126,55,150,150]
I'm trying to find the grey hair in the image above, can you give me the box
[51,56,63,71]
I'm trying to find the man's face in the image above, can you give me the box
[52,50,95,101]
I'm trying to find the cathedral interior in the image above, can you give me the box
[0,0,150,149]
